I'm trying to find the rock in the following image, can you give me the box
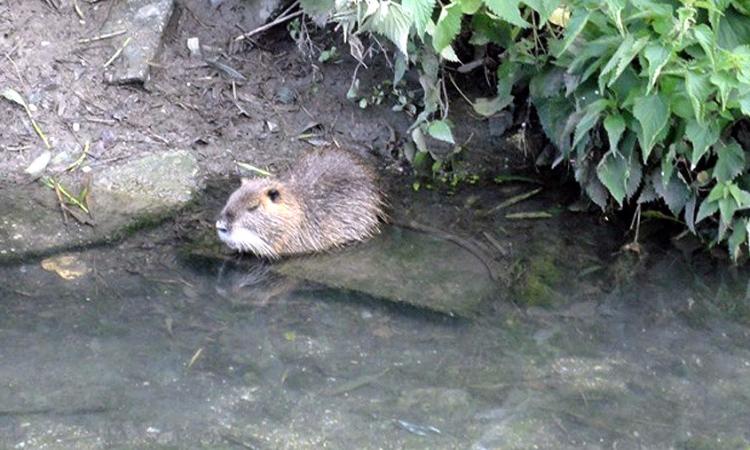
[0,150,201,263]
[273,227,497,317]
[102,0,176,85]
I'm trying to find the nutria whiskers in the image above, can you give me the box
[216,147,385,258]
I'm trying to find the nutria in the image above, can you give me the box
[216,147,385,258]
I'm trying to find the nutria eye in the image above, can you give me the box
[267,189,280,202]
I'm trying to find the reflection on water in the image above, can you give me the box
[1,223,749,449]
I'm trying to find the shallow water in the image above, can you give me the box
[1,210,749,449]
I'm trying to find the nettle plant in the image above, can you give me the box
[299,0,750,260]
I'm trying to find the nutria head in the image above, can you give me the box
[215,177,303,259]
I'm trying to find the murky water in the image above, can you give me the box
[1,203,749,449]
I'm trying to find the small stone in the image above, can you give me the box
[488,111,513,138]
[276,86,296,105]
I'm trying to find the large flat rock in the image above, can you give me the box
[0,151,201,263]
[274,227,498,317]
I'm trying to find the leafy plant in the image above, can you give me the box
[298,0,750,261]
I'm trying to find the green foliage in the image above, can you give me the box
[299,0,750,261]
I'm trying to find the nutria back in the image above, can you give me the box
[216,147,385,258]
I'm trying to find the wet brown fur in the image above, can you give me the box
[217,147,386,258]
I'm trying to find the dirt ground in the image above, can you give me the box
[0,0,537,192]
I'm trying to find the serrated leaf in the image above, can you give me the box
[685,118,720,169]
[696,197,719,223]
[484,0,529,28]
[684,71,711,123]
[427,120,455,143]
[440,45,460,62]
[393,52,407,85]
[472,95,513,117]
[633,93,669,163]
[692,24,715,66]
[714,141,745,183]
[458,0,481,14]
[719,197,738,227]
[728,217,748,261]
[604,0,626,34]
[361,2,412,55]
[707,183,726,203]
[596,150,628,206]
[660,144,676,189]
[403,0,436,37]
[653,170,690,216]
[598,35,649,94]
[431,3,462,53]
[585,174,609,210]
[553,9,590,57]
[572,99,609,150]
[709,71,736,110]
[643,43,670,94]
[603,113,625,153]
[522,0,560,23]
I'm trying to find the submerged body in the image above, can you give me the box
[216,147,385,258]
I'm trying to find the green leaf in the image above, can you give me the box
[600,35,649,92]
[643,44,670,94]
[709,71,737,110]
[692,24,715,66]
[432,3,462,54]
[553,9,591,57]
[684,72,712,123]
[427,120,455,143]
[728,217,748,261]
[403,0,436,37]
[633,93,669,162]
[714,141,745,183]
[719,197,738,226]
[361,2,412,55]
[685,119,720,168]
[661,144,676,188]
[483,0,529,28]
[458,0,482,14]
[393,52,407,85]
[522,0,561,23]
[716,7,750,50]
[653,170,690,216]
[707,182,726,203]
[596,150,628,206]
[603,113,625,153]
[572,99,609,150]
[696,197,719,223]
[472,95,514,117]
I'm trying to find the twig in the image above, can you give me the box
[505,211,553,220]
[234,9,303,42]
[78,28,127,44]
[73,0,85,19]
[481,187,543,216]
[103,36,132,68]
